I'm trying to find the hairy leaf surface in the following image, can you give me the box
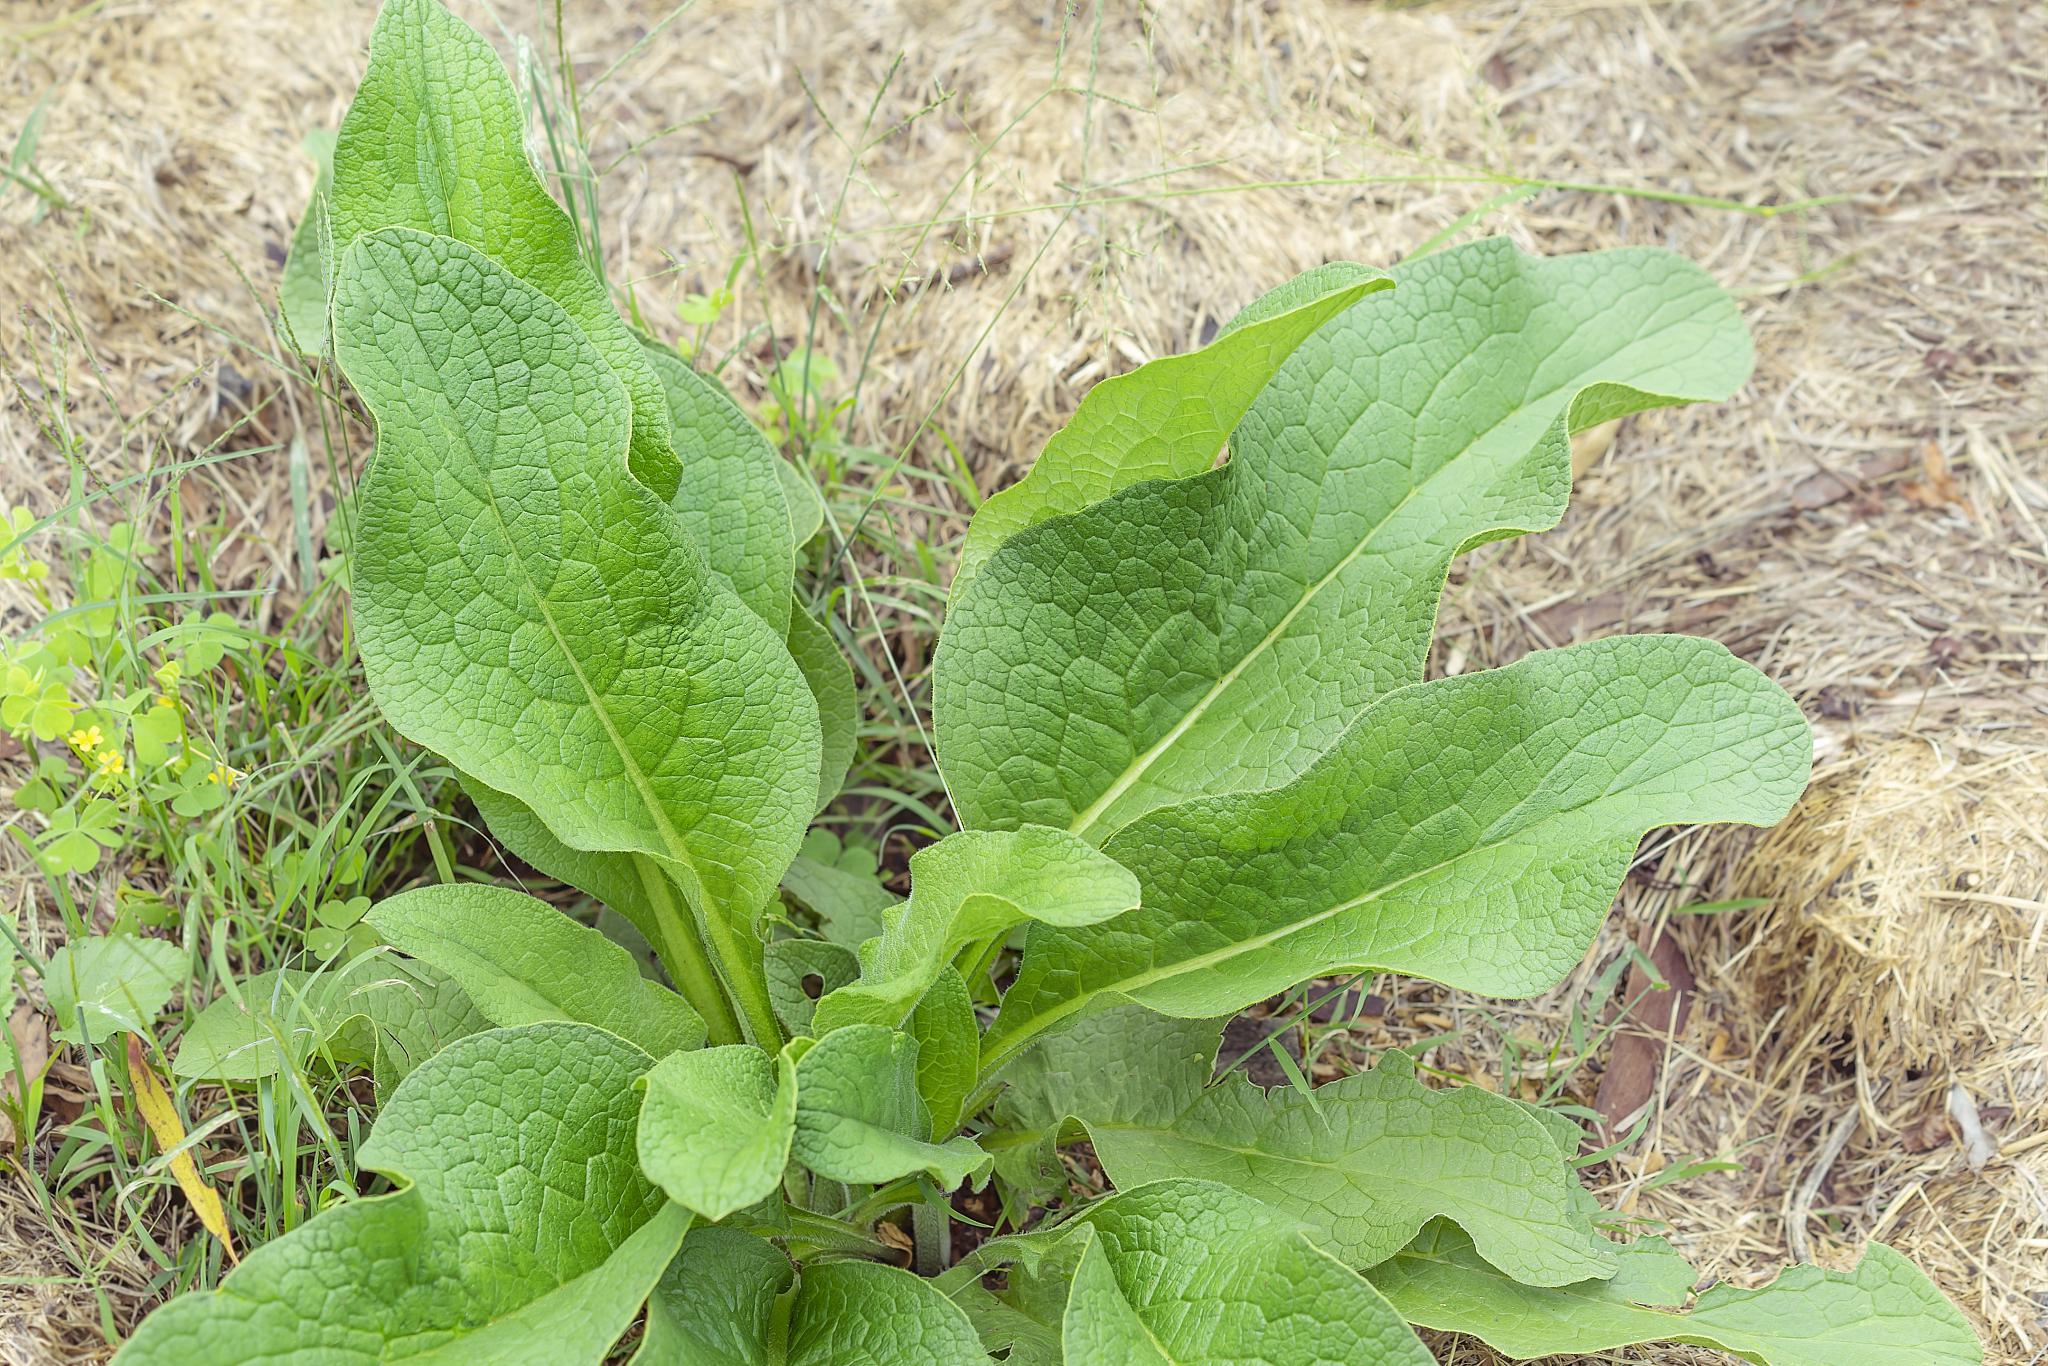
[789,1261,991,1365]
[785,600,858,813]
[43,934,182,1046]
[634,1226,795,1365]
[335,228,819,964]
[1054,1181,1431,1365]
[812,826,1138,1033]
[120,1023,687,1364]
[907,965,979,1134]
[778,457,827,549]
[950,268,1386,600]
[993,1006,1611,1285]
[645,344,794,632]
[637,1229,989,1365]
[985,635,1810,1071]
[1369,1222,1982,1364]
[790,1024,990,1188]
[936,239,1755,841]
[328,0,679,497]
[636,1044,797,1221]
[366,884,704,1057]
[460,768,659,941]
[175,957,485,1086]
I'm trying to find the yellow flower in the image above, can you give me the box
[96,748,125,776]
[154,693,178,710]
[68,725,103,751]
[206,762,240,788]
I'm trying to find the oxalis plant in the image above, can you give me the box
[116,3,1980,1363]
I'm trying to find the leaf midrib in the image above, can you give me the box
[1084,1116,1603,1271]
[1066,339,1681,842]
[992,714,1774,1073]
[426,401,707,899]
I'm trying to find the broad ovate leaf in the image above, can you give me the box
[175,958,486,1087]
[992,1005,1611,1286]
[636,1228,989,1365]
[950,267,1386,600]
[790,1024,990,1189]
[907,965,979,1134]
[636,1044,796,1221]
[327,0,679,497]
[43,933,182,1046]
[984,634,1810,1072]
[812,826,1138,1033]
[1055,1180,1431,1366]
[1060,1234,1162,1363]
[633,1226,794,1365]
[334,228,819,986]
[119,1023,689,1364]
[1368,1222,1982,1365]
[788,1261,990,1365]
[365,883,704,1057]
[645,343,794,632]
[936,238,1755,842]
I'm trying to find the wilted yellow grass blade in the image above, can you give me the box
[126,1037,237,1265]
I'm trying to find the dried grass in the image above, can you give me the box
[2,0,2044,1359]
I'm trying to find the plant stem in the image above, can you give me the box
[702,908,784,1051]
[635,855,783,1050]
[634,855,742,1046]
[912,1196,950,1277]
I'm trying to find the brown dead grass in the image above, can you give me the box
[2,0,2044,1360]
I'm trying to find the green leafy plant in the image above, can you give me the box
[116,2,1981,1362]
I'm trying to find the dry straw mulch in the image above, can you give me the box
[3,0,2044,1361]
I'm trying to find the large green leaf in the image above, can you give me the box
[812,827,1138,1033]
[1053,1181,1431,1365]
[326,0,679,498]
[906,965,979,1134]
[637,1229,990,1365]
[935,238,1755,842]
[1059,1233,1161,1363]
[784,600,858,814]
[636,1045,797,1221]
[335,229,819,1009]
[43,933,182,1046]
[991,1005,1611,1286]
[1368,1222,1982,1364]
[983,634,1810,1073]
[365,884,703,1058]
[949,268,1386,600]
[789,1261,990,1365]
[790,1024,990,1188]
[460,768,658,942]
[119,1023,689,1364]
[644,344,794,633]
[174,957,485,1086]
[633,1226,794,1365]
[777,457,826,549]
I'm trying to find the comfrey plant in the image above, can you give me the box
[118,2,1979,1362]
